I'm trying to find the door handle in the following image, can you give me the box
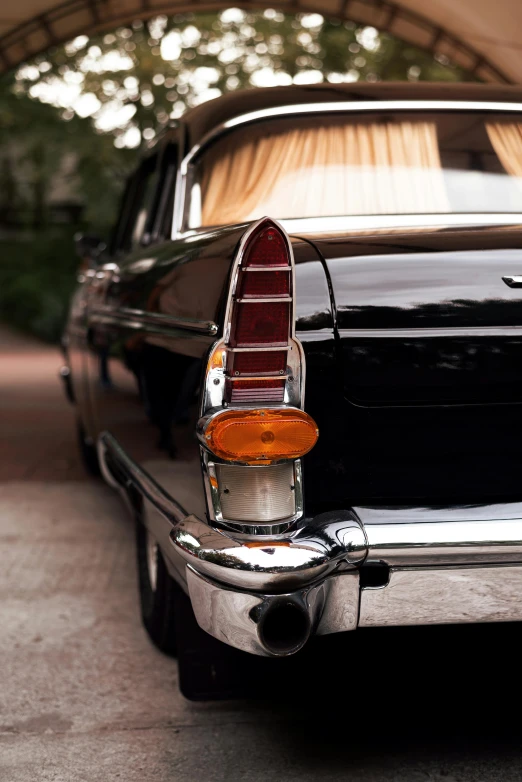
[502,275,522,288]
[76,268,96,284]
[95,262,120,283]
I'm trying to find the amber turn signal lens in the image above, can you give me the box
[204,408,319,462]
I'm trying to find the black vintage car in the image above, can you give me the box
[63,82,522,697]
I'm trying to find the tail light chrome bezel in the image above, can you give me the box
[199,217,311,535]
[223,217,297,343]
[201,336,305,414]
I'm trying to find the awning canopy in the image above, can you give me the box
[0,0,520,83]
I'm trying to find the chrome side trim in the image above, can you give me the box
[359,564,522,627]
[89,306,218,336]
[97,436,121,491]
[339,326,522,339]
[98,432,187,524]
[502,275,522,288]
[59,365,75,405]
[178,214,522,239]
[175,99,522,236]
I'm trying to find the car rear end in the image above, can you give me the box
[121,92,522,657]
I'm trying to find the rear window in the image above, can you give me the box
[186,111,522,228]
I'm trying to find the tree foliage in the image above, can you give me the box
[0,9,471,341]
[12,9,469,153]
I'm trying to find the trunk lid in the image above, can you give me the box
[303,224,522,504]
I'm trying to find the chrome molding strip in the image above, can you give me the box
[364,518,522,566]
[174,100,522,236]
[98,432,188,525]
[181,100,522,175]
[339,325,522,339]
[89,306,218,336]
[280,213,522,234]
[359,564,522,628]
[177,213,522,240]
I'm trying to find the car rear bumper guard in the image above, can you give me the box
[99,432,522,657]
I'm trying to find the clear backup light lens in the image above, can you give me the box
[216,462,296,522]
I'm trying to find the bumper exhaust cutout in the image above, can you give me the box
[254,596,312,656]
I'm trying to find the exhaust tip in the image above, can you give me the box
[258,599,311,656]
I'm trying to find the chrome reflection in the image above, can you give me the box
[89,306,218,336]
[186,565,359,657]
[169,512,364,592]
[359,564,522,627]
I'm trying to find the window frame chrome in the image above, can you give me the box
[172,99,522,239]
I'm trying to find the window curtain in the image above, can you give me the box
[486,123,522,178]
[199,120,450,226]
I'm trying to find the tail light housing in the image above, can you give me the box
[224,222,294,404]
[198,217,317,534]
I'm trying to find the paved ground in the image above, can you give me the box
[3,327,522,781]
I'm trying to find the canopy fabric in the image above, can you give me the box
[0,0,521,83]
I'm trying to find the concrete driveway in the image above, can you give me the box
[2,327,522,781]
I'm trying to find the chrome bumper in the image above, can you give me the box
[174,508,522,656]
[99,433,522,657]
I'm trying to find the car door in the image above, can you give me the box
[85,145,159,431]
[84,134,209,472]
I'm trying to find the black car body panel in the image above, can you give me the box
[299,227,522,505]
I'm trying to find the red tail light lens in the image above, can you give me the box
[230,302,290,348]
[238,270,290,298]
[243,227,288,267]
[225,220,293,403]
[229,351,287,376]
[225,378,286,404]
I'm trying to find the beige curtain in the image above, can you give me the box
[486,123,522,177]
[200,120,450,226]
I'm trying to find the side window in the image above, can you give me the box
[151,142,179,241]
[109,139,179,256]
[125,153,160,251]
[109,175,135,256]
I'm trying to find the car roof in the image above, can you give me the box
[178,82,522,150]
